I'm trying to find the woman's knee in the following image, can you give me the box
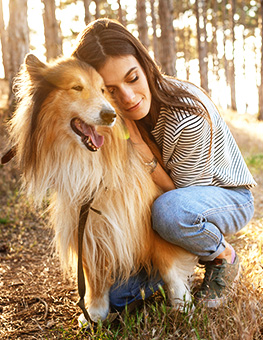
[151,189,192,237]
[152,190,188,242]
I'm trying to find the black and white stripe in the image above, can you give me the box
[151,81,257,189]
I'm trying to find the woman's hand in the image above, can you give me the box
[124,118,176,192]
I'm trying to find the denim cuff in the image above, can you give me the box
[198,238,226,262]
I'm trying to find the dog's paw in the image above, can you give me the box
[88,301,110,322]
[78,313,90,329]
[88,305,109,322]
[78,310,118,329]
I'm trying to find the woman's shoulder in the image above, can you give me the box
[156,103,208,137]
[167,77,220,120]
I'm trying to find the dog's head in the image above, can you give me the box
[20,54,117,152]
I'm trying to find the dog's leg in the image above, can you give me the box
[78,286,111,327]
[87,287,111,322]
[161,261,192,311]
[83,266,112,322]
[152,232,197,311]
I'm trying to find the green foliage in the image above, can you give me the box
[245,154,263,173]
[0,217,11,225]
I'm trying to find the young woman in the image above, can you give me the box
[72,18,256,314]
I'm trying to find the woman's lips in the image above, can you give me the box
[126,99,142,112]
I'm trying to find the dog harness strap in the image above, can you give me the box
[77,199,94,323]
[1,146,16,164]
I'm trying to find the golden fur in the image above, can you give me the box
[8,54,197,322]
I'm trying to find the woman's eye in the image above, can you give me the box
[107,87,115,95]
[129,75,139,83]
[72,85,83,91]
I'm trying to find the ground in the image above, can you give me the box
[0,80,263,339]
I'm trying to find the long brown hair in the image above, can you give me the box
[72,18,212,159]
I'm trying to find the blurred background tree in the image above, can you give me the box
[0,0,263,120]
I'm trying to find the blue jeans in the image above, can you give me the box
[109,186,254,311]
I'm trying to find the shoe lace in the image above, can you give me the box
[203,261,227,288]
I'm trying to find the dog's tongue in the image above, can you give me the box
[80,121,104,148]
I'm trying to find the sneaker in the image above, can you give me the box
[195,254,240,308]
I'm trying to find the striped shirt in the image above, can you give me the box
[151,80,257,189]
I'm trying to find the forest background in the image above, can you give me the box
[1,0,263,119]
[0,1,263,339]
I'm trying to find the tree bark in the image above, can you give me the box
[195,0,209,93]
[222,0,229,89]
[183,22,191,81]
[117,0,126,26]
[229,0,237,111]
[150,0,159,63]
[136,0,150,49]
[42,0,62,61]
[212,0,219,82]
[83,0,92,25]
[158,0,176,76]
[94,0,100,19]
[0,0,9,80]
[7,0,29,106]
[259,0,263,120]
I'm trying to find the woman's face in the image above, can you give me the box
[98,55,152,121]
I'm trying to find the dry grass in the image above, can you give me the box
[0,86,263,339]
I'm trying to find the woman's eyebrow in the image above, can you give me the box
[105,67,138,88]
[124,67,137,78]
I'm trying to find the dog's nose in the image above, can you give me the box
[100,108,116,125]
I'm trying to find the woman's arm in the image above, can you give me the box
[125,119,175,192]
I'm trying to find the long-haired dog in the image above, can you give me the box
[7,54,197,322]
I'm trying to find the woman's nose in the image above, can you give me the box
[120,86,135,104]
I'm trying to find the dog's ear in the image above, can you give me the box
[25,53,46,69]
[24,53,47,80]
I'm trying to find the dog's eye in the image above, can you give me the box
[72,85,83,91]
[101,88,105,95]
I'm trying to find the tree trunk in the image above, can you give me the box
[42,0,62,61]
[183,23,191,81]
[229,0,237,111]
[158,0,176,76]
[259,0,263,121]
[7,0,29,107]
[212,0,219,82]
[117,0,126,26]
[0,0,9,80]
[94,0,100,19]
[222,0,229,89]
[195,0,209,93]
[150,0,159,63]
[83,0,92,25]
[136,0,150,50]
[181,0,191,80]
[241,0,246,80]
